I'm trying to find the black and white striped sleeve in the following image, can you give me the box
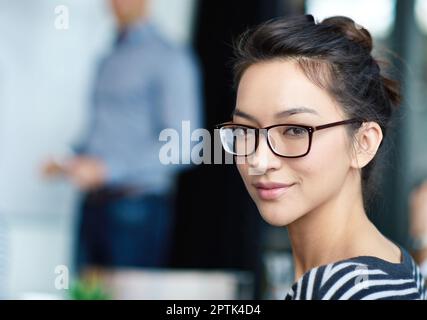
[285,260,425,300]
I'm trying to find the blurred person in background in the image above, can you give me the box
[410,180,427,280]
[43,0,202,275]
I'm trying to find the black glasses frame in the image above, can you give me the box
[215,118,364,158]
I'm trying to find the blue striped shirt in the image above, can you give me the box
[285,246,426,300]
[78,20,202,194]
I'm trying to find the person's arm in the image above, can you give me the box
[41,59,107,190]
[157,48,203,143]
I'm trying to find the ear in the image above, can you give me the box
[350,122,383,169]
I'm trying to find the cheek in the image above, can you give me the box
[293,134,352,200]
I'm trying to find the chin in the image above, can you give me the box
[255,201,299,227]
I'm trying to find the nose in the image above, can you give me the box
[246,131,281,175]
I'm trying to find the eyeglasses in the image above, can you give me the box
[215,119,363,158]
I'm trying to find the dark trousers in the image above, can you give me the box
[75,189,173,273]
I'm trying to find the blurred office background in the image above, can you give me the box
[0,0,426,299]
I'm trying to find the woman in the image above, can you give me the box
[216,15,426,300]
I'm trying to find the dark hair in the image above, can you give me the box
[233,14,401,207]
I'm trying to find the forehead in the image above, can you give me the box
[235,59,343,123]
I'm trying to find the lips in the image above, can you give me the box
[253,181,295,201]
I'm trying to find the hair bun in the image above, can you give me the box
[320,16,373,52]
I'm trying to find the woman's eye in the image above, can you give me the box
[283,127,307,137]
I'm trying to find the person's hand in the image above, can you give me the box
[66,156,107,191]
[41,158,68,178]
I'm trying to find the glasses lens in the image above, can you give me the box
[268,125,310,157]
[219,125,257,156]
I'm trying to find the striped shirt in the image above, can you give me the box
[285,246,426,300]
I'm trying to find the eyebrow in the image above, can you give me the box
[232,106,319,122]
[275,106,319,118]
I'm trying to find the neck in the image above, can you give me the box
[116,9,149,31]
[288,173,376,280]
[117,15,147,31]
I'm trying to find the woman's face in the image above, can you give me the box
[235,59,355,226]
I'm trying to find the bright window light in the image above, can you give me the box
[305,0,396,38]
[415,0,427,34]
